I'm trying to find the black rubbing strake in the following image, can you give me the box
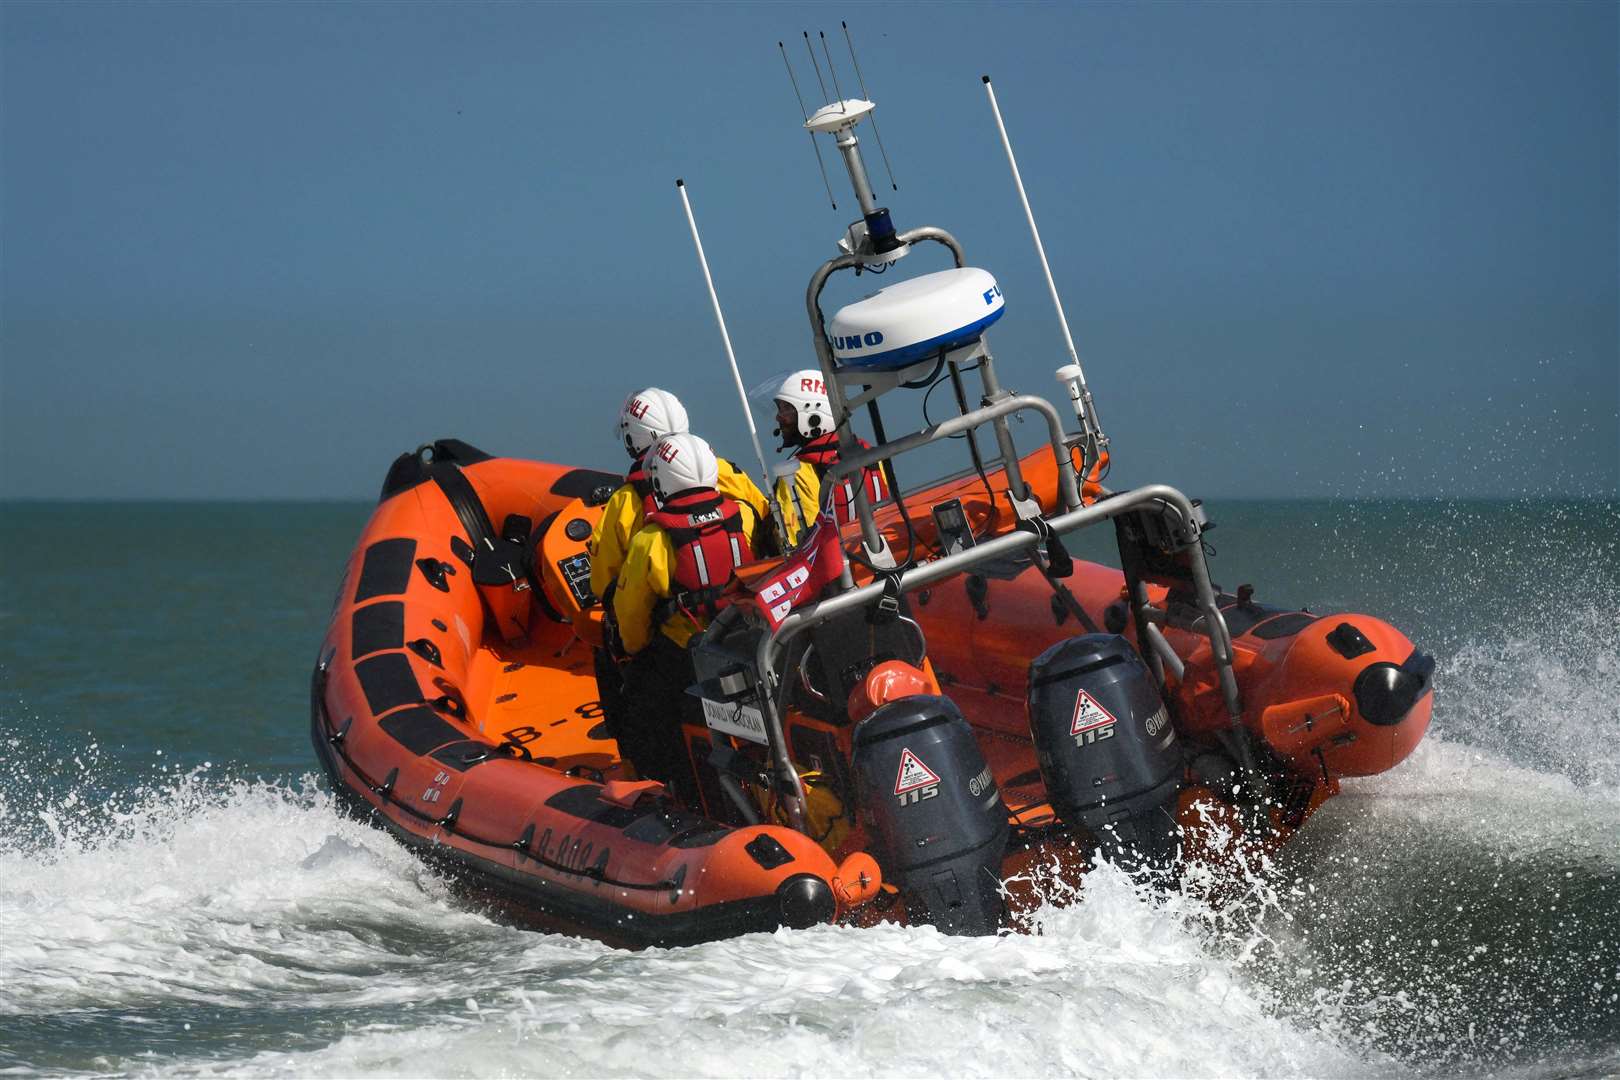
[544,784,649,829]
[1220,599,1291,638]
[379,706,464,755]
[351,602,405,659]
[1251,611,1322,640]
[355,653,422,716]
[354,539,417,602]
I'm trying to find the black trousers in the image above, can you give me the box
[592,646,631,759]
[618,634,704,808]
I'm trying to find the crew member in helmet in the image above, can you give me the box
[589,387,768,601]
[587,389,768,780]
[612,432,758,805]
[769,369,889,546]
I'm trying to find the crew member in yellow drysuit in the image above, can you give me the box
[612,433,758,806]
[589,387,768,600]
[766,370,888,546]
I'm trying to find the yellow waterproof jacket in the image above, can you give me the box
[588,457,768,599]
[773,460,824,548]
[613,497,761,654]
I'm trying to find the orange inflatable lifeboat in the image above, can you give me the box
[311,435,1433,945]
[312,63,1433,944]
[311,441,878,949]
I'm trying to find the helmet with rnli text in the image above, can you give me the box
[773,369,833,443]
[646,432,719,505]
[616,387,690,457]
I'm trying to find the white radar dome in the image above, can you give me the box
[827,267,1005,372]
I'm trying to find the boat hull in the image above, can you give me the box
[311,441,1432,943]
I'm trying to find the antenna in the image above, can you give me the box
[842,21,897,191]
[818,32,846,106]
[780,41,837,210]
[674,179,783,541]
[787,27,907,264]
[803,32,831,104]
[981,75,1106,447]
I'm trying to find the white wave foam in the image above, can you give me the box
[0,772,504,1017]
[6,585,1615,1075]
[0,769,1373,1078]
[147,866,1374,1079]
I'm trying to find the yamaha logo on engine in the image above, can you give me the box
[967,764,995,798]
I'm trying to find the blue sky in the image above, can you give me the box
[2,1,1614,500]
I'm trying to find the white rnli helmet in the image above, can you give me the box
[616,387,690,457]
[646,432,719,505]
[773,369,833,441]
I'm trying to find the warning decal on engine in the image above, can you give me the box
[1070,690,1119,735]
[893,748,942,795]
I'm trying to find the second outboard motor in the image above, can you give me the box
[851,695,1008,935]
[1027,634,1183,873]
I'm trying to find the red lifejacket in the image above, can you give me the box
[795,433,889,526]
[646,489,756,620]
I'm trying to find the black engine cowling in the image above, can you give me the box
[851,695,1008,935]
[1027,634,1183,872]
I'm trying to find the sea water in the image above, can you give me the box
[1,498,1616,1077]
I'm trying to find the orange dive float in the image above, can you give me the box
[311,61,1434,947]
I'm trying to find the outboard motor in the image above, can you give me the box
[1027,634,1183,874]
[851,695,1008,935]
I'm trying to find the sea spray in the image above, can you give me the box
[2,498,1617,1077]
[1232,595,1620,1072]
[0,750,1372,1078]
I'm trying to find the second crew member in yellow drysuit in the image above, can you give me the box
[612,432,757,806]
[767,369,888,546]
[589,388,769,600]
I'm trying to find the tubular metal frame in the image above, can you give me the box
[759,220,1247,833]
[805,226,1048,556]
[749,482,1244,831]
